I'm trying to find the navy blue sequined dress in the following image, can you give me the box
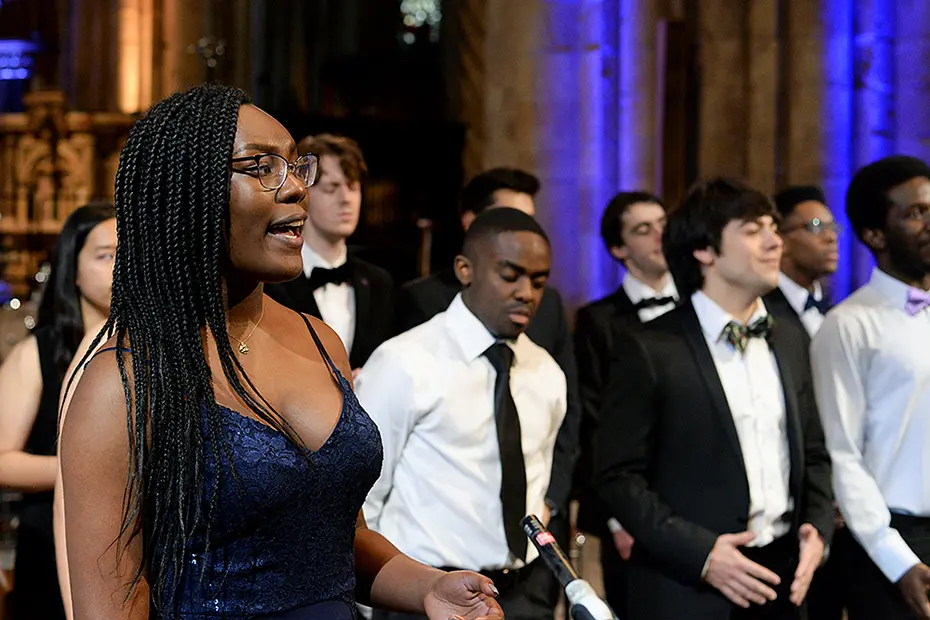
[154,316,382,619]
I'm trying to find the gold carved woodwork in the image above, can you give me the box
[0,90,134,299]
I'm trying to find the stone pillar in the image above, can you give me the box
[445,0,663,308]
[894,0,930,162]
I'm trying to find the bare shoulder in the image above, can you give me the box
[1,334,39,373]
[302,314,353,379]
[263,295,353,381]
[60,334,133,456]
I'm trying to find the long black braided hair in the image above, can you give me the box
[77,84,304,614]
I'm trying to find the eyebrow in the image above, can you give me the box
[232,141,296,156]
[93,244,117,251]
[499,260,550,278]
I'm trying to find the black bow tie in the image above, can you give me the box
[307,263,351,291]
[804,294,830,315]
[635,296,676,310]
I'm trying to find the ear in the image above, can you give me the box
[453,254,473,287]
[609,245,629,263]
[861,228,886,253]
[693,247,716,268]
[461,211,476,231]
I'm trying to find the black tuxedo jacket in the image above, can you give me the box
[393,268,580,511]
[762,286,812,348]
[265,255,394,369]
[592,302,834,620]
[573,286,641,535]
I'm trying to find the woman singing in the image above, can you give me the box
[59,85,503,620]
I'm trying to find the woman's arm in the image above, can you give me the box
[0,336,56,491]
[60,348,149,619]
[55,324,109,620]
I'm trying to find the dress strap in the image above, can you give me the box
[83,346,131,368]
[298,314,342,380]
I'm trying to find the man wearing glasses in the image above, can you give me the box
[764,186,839,340]
[265,134,395,370]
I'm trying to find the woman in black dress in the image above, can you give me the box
[0,204,116,620]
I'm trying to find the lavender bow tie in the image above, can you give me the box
[906,288,930,315]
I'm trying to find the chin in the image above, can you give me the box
[259,261,304,284]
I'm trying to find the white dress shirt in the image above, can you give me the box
[778,272,826,337]
[301,244,355,355]
[811,267,930,582]
[357,294,567,570]
[692,291,792,547]
[622,273,679,323]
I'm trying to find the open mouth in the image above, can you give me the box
[266,219,305,245]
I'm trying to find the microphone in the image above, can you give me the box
[521,515,618,620]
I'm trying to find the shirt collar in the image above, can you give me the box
[302,244,348,278]
[691,290,769,343]
[445,293,522,364]
[869,267,919,309]
[777,272,823,315]
[621,273,679,305]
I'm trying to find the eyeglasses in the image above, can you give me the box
[782,217,842,236]
[231,152,319,191]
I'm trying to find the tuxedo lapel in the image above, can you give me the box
[768,321,804,496]
[285,277,322,319]
[679,304,745,465]
[350,258,371,363]
[610,287,638,320]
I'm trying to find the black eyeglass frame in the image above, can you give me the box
[230,152,320,191]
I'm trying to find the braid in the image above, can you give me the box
[66,84,307,614]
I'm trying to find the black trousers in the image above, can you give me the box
[600,534,628,620]
[730,534,804,620]
[845,513,930,620]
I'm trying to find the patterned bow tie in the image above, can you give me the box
[905,287,930,316]
[722,315,775,354]
[804,294,830,315]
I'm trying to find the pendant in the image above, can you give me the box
[238,342,250,354]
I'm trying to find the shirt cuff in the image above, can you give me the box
[607,518,624,534]
[870,527,921,583]
[700,550,712,580]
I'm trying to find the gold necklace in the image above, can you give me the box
[231,304,264,354]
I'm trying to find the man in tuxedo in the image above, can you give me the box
[393,167,578,552]
[764,185,843,620]
[763,186,839,341]
[593,178,834,620]
[265,133,393,370]
[573,191,678,617]
[359,208,567,620]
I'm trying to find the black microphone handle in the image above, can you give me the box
[520,514,580,588]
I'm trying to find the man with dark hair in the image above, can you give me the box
[359,208,566,620]
[763,186,839,340]
[392,167,579,578]
[811,155,930,620]
[593,178,834,620]
[572,191,677,616]
[266,133,394,370]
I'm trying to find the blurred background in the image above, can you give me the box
[2,0,929,326]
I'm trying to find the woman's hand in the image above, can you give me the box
[423,571,504,619]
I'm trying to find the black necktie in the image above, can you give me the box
[307,263,351,291]
[722,315,775,354]
[804,294,830,315]
[483,342,528,561]
[634,296,676,310]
